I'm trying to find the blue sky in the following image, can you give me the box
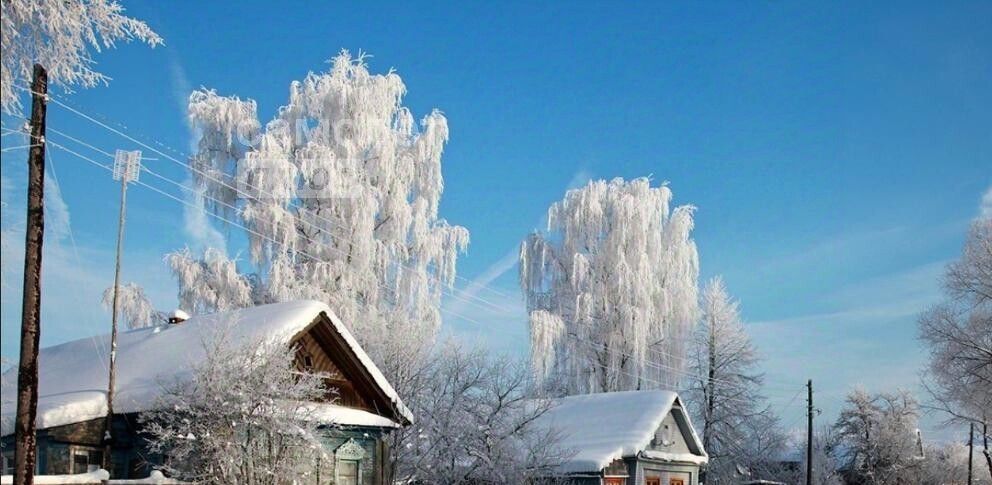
[1,1,990,441]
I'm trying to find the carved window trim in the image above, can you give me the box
[335,438,365,484]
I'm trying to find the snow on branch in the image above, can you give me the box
[169,50,468,390]
[101,282,162,329]
[520,177,699,394]
[141,330,333,484]
[1,0,162,113]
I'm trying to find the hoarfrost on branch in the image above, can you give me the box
[167,51,469,388]
[520,177,699,394]
[1,0,162,112]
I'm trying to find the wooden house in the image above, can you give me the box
[0,300,411,484]
[532,390,708,485]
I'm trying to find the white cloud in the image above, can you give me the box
[168,54,227,255]
[441,248,527,355]
[747,259,952,440]
[182,182,227,254]
[444,249,518,315]
[565,168,592,191]
[168,53,193,117]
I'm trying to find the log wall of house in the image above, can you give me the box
[2,313,403,483]
[1,415,156,477]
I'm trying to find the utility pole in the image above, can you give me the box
[700,317,716,485]
[807,379,814,485]
[14,64,47,485]
[969,423,975,485]
[103,149,141,473]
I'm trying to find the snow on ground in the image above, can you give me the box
[0,300,411,435]
[0,469,109,484]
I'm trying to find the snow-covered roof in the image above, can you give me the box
[533,390,708,474]
[0,300,412,435]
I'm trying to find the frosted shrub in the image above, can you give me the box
[141,333,331,485]
[388,343,568,484]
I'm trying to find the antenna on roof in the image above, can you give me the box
[104,149,142,468]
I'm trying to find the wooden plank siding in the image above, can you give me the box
[291,313,408,425]
[293,330,370,410]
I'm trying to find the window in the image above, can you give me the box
[336,459,359,485]
[334,438,364,485]
[1,452,13,475]
[70,446,104,473]
[646,477,661,485]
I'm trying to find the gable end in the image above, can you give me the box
[291,312,409,426]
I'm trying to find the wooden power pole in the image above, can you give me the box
[14,63,47,485]
[806,379,814,485]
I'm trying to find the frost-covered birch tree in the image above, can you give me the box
[520,177,699,394]
[1,0,162,113]
[167,51,468,389]
[686,277,782,484]
[100,282,163,329]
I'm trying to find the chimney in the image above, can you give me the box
[168,309,190,325]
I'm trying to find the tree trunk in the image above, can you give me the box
[968,423,974,485]
[14,63,47,485]
[984,422,991,481]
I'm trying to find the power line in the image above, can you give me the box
[28,85,517,304]
[46,143,113,380]
[46,137,490,329]
[570,338,807,409]
[36,91,809,390]
[40,93,514,318]
[47,120,810,393]
[43,128,501,326]
[48,127,809,399]
[35,93,808,392]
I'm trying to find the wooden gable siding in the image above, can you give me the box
[646,405,694,455]
[294,330,370,410]
[291,313,405,424]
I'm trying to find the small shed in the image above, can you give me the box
[533,390,708,485]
